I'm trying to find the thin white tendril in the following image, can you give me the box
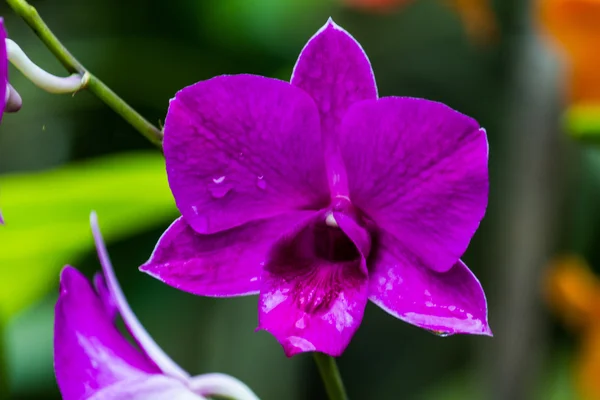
[6,39,89,93]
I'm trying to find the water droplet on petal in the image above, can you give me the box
[256,175,267,190]
[208,176,232,198]
[209,184,232,199]
[428,330,452,337]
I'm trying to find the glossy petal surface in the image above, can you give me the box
[368,233,490,335]
[163,74,329,235]
[54,267,160,400]
[141,211,315,297]
[88,375,205,400]
[339,97,488,272]
[257,211,369,356]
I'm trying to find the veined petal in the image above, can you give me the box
[291,18,377,132]
[90,212,190,381]
[141,211,315,297]
[163,74,329,235]
[339,97,488,272]
[88,375,206,400]
[54,267,160,400]
[291,19,377,197]
[368,233,490,336]
[257,211,369,357]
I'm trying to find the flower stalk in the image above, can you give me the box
[313,353,348,400]
[5,0,163,147]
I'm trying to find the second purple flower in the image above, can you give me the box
[142,18,491,357]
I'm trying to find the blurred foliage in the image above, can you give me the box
[565,105,600,141]
[0,0,599,399]
[545,257,600,400]
[0,152,177,321]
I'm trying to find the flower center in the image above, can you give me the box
[314,213,359,263]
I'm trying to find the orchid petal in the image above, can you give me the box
[257,211,369,357]
[54,267,160,400]
[291,18,377,132]
[339,97,488,272]
[90,212,190,381]
[291,19,377,197]
[88,375,206,400]
[141,211,315,297]
[93,272,118,320]
[188,373,259,400]
[163,74,329,235]
[368,233,491,336]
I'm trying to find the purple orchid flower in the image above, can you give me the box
[54,212,259,400]
[141,18,490,357]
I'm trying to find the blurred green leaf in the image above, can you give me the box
[203,0,333,57]
[565,105,600,142]
[0,152,177,321]
[420,351,578,400]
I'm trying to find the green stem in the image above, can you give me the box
[5,0,163,148]
[312,353,348,400]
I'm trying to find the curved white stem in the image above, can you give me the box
[188,373,260,400]
[6,39,88,93]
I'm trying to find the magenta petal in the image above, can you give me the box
[54,267,160,400]
[89,375,204,400]
[94,273,118,320]
[368,233,491,336]
[257,212,369,357]
[163,74,329,235]
[291,19,377,132]
[141,211,315,297]
[339,97,489,272]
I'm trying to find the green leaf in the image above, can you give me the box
[0,151,177,322]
